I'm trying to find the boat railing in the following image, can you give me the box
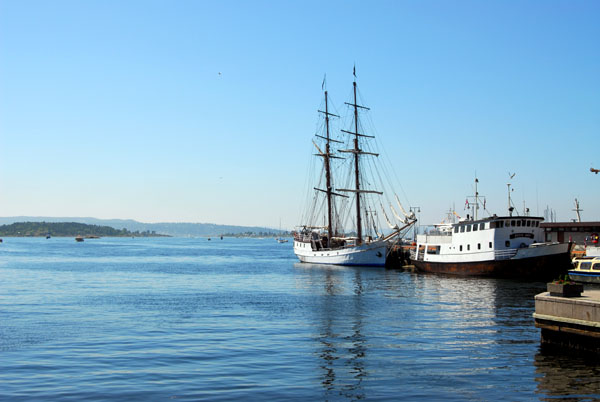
[425,230,452,237]
[494,249,518,260]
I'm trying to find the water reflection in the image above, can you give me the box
[534,350,600,399]
[293,263,600,400]
[295,263,368,400]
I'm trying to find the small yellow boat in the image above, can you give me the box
[569,257,600,284]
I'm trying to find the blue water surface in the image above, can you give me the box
[1,237,599,401]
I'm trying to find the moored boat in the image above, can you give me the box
[293,71,415,267]
[412,179,572,279]
[569,256,600,284]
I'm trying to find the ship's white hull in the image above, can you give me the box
[411,216,574,279]
[293,240,387,267]
[413,242,572,279]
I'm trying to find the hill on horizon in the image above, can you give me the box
[0,217,285,237]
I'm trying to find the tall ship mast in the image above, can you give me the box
[293,71,415,267]
[338,79,382,245]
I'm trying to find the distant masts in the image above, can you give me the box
[573,198,583,223]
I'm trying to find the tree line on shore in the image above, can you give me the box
[0,222,168,237]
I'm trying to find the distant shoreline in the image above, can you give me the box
[0,222,169,238]
[0,216,287,237]
[0,235,169,238]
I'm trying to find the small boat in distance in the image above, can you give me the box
[411,178,572,279]
[569,257,600,284]
[276,220,288,243]
[293,72,415,267]
[75,236,84,242]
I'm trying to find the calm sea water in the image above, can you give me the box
[1,237,599,401]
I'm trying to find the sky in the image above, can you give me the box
[0,0,599,229]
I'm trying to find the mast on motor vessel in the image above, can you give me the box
[507,172,515,217]
[474,178,479,220]
[466,177,486,221]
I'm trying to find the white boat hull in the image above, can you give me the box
[413,242,572,279]
[293,240,387,267]
[586,246,600,257]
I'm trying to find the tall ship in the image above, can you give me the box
[293,73,415,267]
[411,179,572,279]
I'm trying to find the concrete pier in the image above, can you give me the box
[534,288,600,354]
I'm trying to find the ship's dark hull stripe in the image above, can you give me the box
[412,252,572,279]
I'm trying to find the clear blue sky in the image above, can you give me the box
[1,0,598,228]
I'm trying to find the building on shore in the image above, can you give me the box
[540,221,600,244]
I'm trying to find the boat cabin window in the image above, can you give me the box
[489,242,493,248]
[511,220,516,226]
[473,224,478,232]
[467,244,470,251]
[526,220,531,227]
[460,226,465,233]
[466,225,471,232]
[427,245,440,255]
[580,262,592,270]
[454,226,459,233]
[477,243,481,250]
[505,241,510,247]
[593,263,600,271]
[480,223,485,230]
[460,245,463,251]
[517,220,521,227]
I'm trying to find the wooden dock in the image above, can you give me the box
[534,288,600,354]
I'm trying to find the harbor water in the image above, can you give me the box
[1,237,599,400]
